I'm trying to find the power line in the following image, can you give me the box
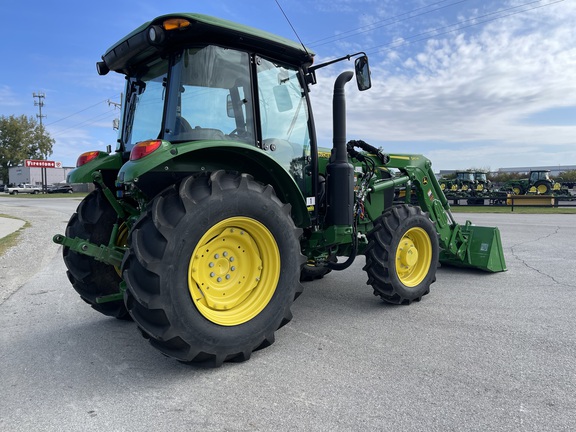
[45,94,121,127]
[311,0,565,64]
[363,0,565,57]
[307,0,473,48]
[50,109,118,137]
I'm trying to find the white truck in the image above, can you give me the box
[6,184,42,195]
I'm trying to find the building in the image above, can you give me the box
[8,165,75,187]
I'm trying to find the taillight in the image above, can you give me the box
[76,151,100,167]
[130,140,162,160]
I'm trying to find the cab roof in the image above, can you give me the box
[99,13,315,75]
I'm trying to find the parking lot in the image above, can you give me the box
[0,198,575,431]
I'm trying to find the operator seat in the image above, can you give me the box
[174,116,225,141]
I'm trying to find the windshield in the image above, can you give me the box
[457,172,475,182]
[475,173,487,182]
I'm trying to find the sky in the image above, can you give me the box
[1,0,574,173]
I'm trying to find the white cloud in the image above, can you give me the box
[309,0,576,171]
[0,86,25,110]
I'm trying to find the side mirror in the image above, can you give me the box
[226,94,234,118]
[355,56,371,91]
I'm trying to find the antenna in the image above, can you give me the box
[275,0,311,57]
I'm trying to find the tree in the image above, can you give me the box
[0,115,54,184]
[557,170,576,182]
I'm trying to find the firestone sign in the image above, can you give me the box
[25,159,62,169]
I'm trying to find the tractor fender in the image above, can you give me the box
[118,140,310,227]
[67,152,124,185]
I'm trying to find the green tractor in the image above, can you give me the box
[439,171,480,203]
[502,170,563,195]
[54,13,506,367]
[467,171,492,205]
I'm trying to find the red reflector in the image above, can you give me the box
[76,151,100,167]
[130,140,162,160]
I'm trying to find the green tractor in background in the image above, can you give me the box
[439,171,486,204]
[467,171,492,205]
[54,13,506,367]
[502,170,563,195]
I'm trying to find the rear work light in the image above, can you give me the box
[130,140,162,160]
[76,151,100,167]
[148,18,190,45]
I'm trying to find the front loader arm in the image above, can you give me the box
[371,154,468,257]
[355,145,506,272]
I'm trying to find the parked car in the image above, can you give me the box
[47,184,74,194]
[7,184,42,194]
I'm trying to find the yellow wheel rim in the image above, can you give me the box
[395,227,432,287]
[188,217,280,326]
[513,187,522,195]
[537,184,548,194]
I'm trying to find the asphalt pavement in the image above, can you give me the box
[0,197,575,431]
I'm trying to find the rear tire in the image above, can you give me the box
[63,189,129,319]
[534,181,551,195]
[363,204,439,305]
[123,171,304,366]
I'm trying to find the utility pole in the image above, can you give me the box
[33,92,46,129]
[108,96,122,131]
[33,92,47,192]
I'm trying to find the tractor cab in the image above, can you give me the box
[456,171,475,183]
[474,172,487,183]
[83,13,370,217]
[120,44,311,183]
[529,170,550,183]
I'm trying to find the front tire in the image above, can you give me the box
[123,171,304,366]
[63,189,129,319]
[363,204,439,305]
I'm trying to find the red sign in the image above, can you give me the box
[25,159,56,168]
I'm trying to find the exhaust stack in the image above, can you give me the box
[325,71,354,226]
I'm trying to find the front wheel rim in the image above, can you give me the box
[395,227,432,287]
[188,217,280,326]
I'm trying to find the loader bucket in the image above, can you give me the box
[440,223,507,272]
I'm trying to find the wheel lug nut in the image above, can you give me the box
[223,252,228,257]
[214,254,219,259]
[209,262,214,267]
[210,272,215,277]
[231,266,236,271]
[226,275,231,280]
[217,277,222,282]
